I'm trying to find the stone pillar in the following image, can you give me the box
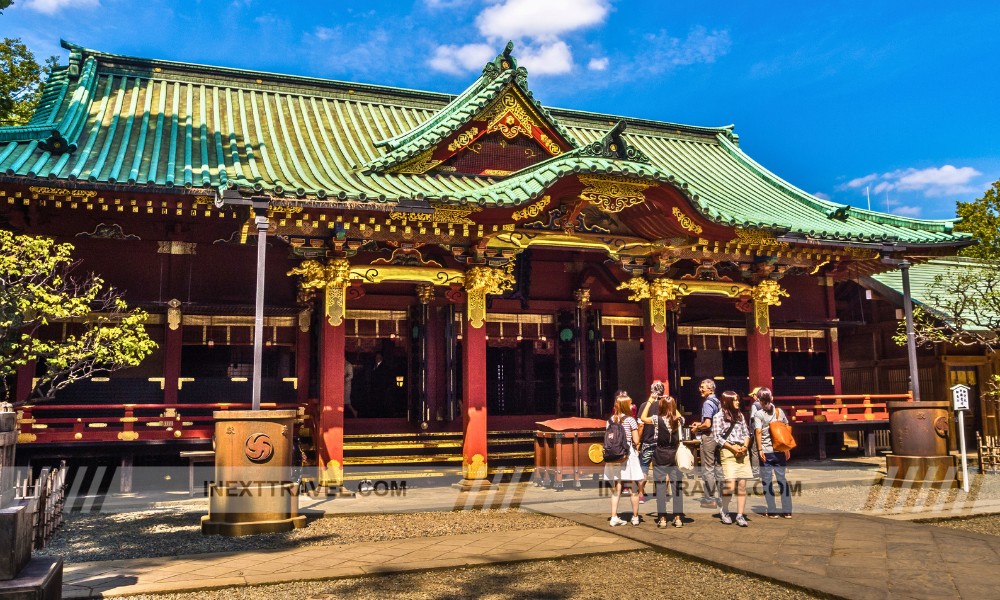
[295,307,312,405]
[164,299,182,404]
[459,265,515,484]
[823,276,843,394]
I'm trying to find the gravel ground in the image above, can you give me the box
[923,513,1000,536]
[795,473,1000,514]
[35,509,570,564]
[104,549,820,600]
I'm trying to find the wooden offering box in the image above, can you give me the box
[534,417,609,490]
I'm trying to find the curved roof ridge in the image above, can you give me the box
[715,133,960,235]
[58,40,459,105]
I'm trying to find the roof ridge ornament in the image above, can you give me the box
[482,41,527,87]
[579,121,650,163]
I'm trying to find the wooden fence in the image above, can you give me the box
[15,462,67,549]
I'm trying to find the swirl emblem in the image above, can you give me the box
[245,433,274,463]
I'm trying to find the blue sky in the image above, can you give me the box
[4,0,999,220]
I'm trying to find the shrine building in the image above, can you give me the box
[0,41,973,485]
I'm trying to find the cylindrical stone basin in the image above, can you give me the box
[201,409,306,536]
[887,400,951,457]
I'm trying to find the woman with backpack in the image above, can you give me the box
[713,390,753,527]
[753,387,793,518]
[605,392,644,526]
[639,393,686,528]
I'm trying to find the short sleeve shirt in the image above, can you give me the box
[608,416,639,446]
[753,407,788,453]
[700,394,721,435]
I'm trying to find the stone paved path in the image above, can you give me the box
[60,525,643,598]
[530,499,1000,600]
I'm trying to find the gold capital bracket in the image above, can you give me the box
[288,258,351,327]
[166,299,182,331]
[416,283,435,305]
[618,276,752,334]
[749,280,789,335]
[464,263,516,328]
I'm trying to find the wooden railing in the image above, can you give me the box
[15,462,66,549]
[16,402,307,444]
[772,393,911,423]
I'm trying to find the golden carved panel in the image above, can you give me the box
[578,175,653,213]
[29,186,97,199]
[512,196,550,221]
[448,127,480,152]
[671,207,703,234]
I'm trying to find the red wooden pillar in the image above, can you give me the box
[426,304,444,421]
[318,312,345,488]
[462,312,488,480]
[295,308,312,405]
[642,298,670,391]
[16,360,35,404]
[164,299,182,404]
[747,307,773,391]
[823,277,843,394]
[643,325,669,388]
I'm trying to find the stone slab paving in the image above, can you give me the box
[526,494,1000,600]
[60,525,644,598]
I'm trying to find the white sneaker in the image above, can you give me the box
[719,511,733,525]
[735,514,749,527]
[630,516,640,526]
[609,516,627,527]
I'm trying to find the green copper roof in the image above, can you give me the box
[0,40,970,248]
[867,257,999,328]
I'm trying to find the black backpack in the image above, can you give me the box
[603,418,631,463]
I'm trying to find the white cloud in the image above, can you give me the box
[843,173,878,189]
[842,165,983,198]
[475,0,609,42]
[519,41,573,75]
[892,205,923,218]
[428,43,496,75]
[588,57,609,71]
[313,27,335,41]
[813,191,831,200]
[424,0,472,8]
[893,165,982,195]
[633,27,731,76]
[20,0,99,14]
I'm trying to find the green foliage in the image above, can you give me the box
[0,230,156,405]
[895,266,1000,351]
[0,1,12,14]
[0,38,57,127]
[956,179,1000,260]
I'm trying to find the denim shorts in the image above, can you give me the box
[638,443,655,476]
